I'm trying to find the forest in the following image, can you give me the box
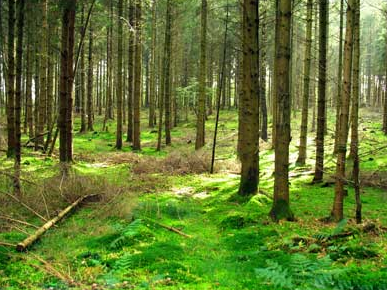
[1,0,387,288]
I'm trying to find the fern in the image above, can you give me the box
[255,254,345,290]
[109,219,143,250]
[314,219,348,240]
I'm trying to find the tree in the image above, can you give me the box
[14,0,25,195]
[6,0,16,158]
[116,0,123,149]
[269,0,294,221]
[132,0,142,150]
[296,0,313,166]
[334,0,344,153]
[238,0,259,196]
[149,0,157,128]
[260,0,268,142]
[164,0,172,146]
[332,0,354,222]
[87,21,94,131]
[127,0,134,142]
[80,5,87,133]
[195,0,207,150]
[313,0,328,183]
[58,0,76,164]
[37,0,48,147]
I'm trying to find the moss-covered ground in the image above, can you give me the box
[1,108,387,289]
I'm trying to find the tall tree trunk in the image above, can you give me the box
[269,0,294,221]
[87,21,94,131]
[313,0,328,183]
[238,0,260,196]
[195,0,207,150]
[149,0,157,127]
[58,0,76,164]
[6,0,16,158]
[132,0,142,150]
[296,0,313,165]
[116,0,123,149]
[126,0,134,142]
[80,5,86,133]
[14,0,25,195]
[260,0,268,142]
[25,3,33,139]
[332,0,354,222]
[164,0,172,146]
[37,0,48,147]
[334,0,344,154]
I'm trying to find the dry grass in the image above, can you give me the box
[132,150,212,175]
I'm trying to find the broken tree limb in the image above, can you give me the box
[0,215,39,229]
[143,217,192,238]
[16,194,98,252]
[1,190,48,222]
[0,241,16,247]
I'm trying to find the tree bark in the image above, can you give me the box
[116,0,123,149]
[296,0,313,166]
[332,0,354,222]
[313,0,328,183]
[195,0,207,150]
[269,0,294,221]
[238,0,260,196]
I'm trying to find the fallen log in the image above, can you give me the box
[0,241,16,247]
[16,194,98,252]
[143,217,192,238]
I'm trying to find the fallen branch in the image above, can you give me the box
[0,241,16,247]
[144,217,192,238]
[0,215,39,229]
[1,190,47,222]
[16,194,98,252]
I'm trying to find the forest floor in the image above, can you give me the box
[1,109,387,289]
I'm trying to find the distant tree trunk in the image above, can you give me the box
[126,0,134,142]
[116,0,123,149]
[238,0,260,196]
[310,6,318,133]
[313,0,328,183]
[87,21,94,131]
[195,0,207,150]
[132,0,142,150]
[260,0,268,142]
[332,0,354,222]
[164,0,172,146]
[14,0,25,195]
[334,0,344,154]
[37,0,48,147]
[25,4,33,139]
[46,20,55,145]
[296,0,313,166]
[269,0,294,221]
[6,0,16,158]
[149,0,157,128]
[80,5,87,133]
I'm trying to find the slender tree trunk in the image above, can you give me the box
[269,0,294,221]
[87,21,94,131]
[334,0,344,154]
[126,0,134,142]
[383,17,387,134]
[332,0,354,222]
[25,4,33,139]
[37,0,48,147]
[260,0,268,142]
[238,0,260,196]
[296,0,313,165]
[116,0,123,149]
[132,0,142,150]
[164,0,172,146]
[149,0,157,128]
[313,0,328,183]
[195,0,207,150]
[80,5,87,133]
[6,0,16,158]
[14,0,25,195]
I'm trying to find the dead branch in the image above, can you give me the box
[143,217,192,238]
